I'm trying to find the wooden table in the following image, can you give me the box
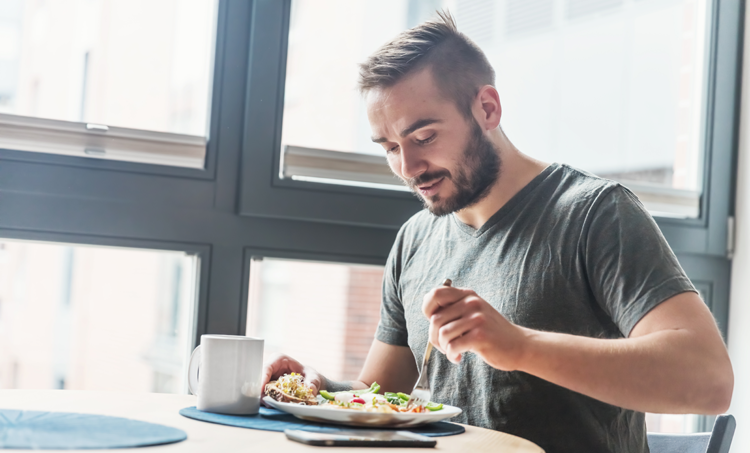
[0,390,543,452]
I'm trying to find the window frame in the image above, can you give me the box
[0,113,207,170]
[652,0,744,259]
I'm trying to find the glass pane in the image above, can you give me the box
[646,413,702,434]
[246,257,384,381]
[281,0,710,218]
[0,0,217,136]
[0,239,198,393]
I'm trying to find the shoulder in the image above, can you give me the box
[552,164,623,205]
[540,163,645,218]
[558,165,647,215]
[534,164,648,236]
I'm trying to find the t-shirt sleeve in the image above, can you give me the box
[583,186,697,337]
[375,227,410,347]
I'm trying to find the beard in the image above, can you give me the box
[406,121,501,217]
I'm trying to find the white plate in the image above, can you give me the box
[263,396,462,428]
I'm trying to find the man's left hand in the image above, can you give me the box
[422,285,528,369]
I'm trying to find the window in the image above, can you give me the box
[246,257,384,381]
[0,0,218,168]
[280,0,710,218]
[0,239,198,393]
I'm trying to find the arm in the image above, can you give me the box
[425,286,733,414]
[260,339,418,394]
[520,291,733,413]
[357,339,419,393]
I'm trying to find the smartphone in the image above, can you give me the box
[284,429,437,448]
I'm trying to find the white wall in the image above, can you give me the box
[726,4,750,451]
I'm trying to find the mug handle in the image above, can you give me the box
[188,345,201,396]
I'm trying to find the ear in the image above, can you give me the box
[473,85,502,130]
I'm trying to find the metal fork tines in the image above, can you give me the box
[406,343,434,410]
[406,278,452,410]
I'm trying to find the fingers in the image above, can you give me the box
[437,313,484,362]
[427,298,467,351]
[428,294,485,348]
[422,286,477,318]
[302,368,322,394]
[445,329,482,364]
[260,354,304,388]
[259,354,324,398]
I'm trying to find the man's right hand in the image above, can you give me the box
[260,353,325,395]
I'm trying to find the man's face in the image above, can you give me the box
[366,68,500,216]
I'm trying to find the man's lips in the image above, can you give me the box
[417,177,445,197]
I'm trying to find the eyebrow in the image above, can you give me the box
[371,118,442,143]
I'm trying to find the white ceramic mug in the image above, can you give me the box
[187,335,264,415]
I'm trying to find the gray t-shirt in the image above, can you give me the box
[376,163,695,453]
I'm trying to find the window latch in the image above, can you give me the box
[727,216,735,259]
[86,123,109,132]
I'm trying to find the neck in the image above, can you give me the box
[454,129,549,230]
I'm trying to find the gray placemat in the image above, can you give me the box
[0,409,187,449]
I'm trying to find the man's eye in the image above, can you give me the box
[387,144,400,153]
[416,134,435,145]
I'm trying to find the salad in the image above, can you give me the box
[318,382,444,413]
[265,374,445,413]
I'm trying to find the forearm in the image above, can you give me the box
[516,327,733,414]
[320,377,369,393]
[356,340,420,393]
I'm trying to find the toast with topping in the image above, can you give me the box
[264,373,318,405]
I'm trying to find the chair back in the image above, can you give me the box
[647,414,735,453]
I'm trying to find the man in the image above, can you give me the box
[261,12,733,452]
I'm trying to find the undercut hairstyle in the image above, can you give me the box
[358,11,495,120]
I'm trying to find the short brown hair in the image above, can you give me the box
[358,11,495,119]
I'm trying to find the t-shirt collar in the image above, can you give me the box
[451,163,560,238]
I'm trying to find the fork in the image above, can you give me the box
[406,278,452,410]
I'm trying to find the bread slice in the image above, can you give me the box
[265,380,318,405]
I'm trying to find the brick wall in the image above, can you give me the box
[341,266,385,380]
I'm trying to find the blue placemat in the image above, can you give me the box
[179,406,464,437]
[0,409,187,449]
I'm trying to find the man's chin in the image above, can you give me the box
[423,197,454,217]
[410,187,458,216]
[423,191,487,217]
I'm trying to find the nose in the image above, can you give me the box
[398,143,427,180]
